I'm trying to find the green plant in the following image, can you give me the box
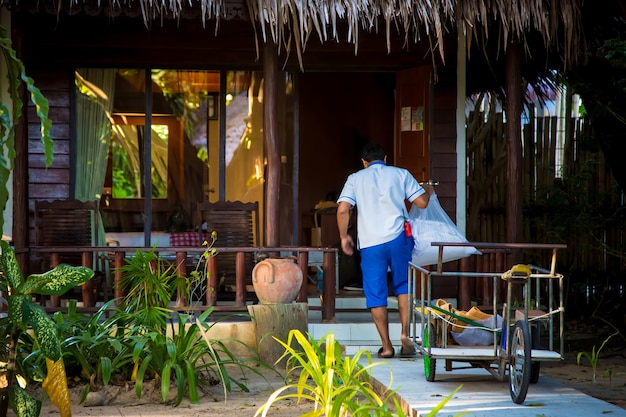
[577,331,620,382]
[183,231,217,306]
[255,330,396,416]
[0,240,93,417]
[256,329,463,417]
[131,307,268,406]
[116,248,185,332]
[0,24,53,233]
[51,300,131,393]
[107,244,274,406]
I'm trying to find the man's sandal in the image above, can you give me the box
[377,347,395,358]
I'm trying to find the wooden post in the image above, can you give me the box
[11,23,30,276]
[81,251,95,307]
[248,302,308,367]
[50,252,61,307]
[297,251,309,302]
[505,41,523,249]
[263,41,280,247]
[207,255,218,306]
[235,251,246,307]
[322,251,336,322]
[114,251,125,304]
[175,251,187,307]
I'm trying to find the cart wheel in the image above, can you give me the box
[423,322,437,382]
[509,320,532,404]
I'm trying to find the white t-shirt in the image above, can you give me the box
[337,162,425,249]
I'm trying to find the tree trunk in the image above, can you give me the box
[248,303,308,366]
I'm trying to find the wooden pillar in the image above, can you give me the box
[263,41,280,247]
[114,251,125,303]
[81,251,95,307]
[505,41,523,249]
[235,251,246,307]
[175,251,187,307]
[207,255,218,306]
[297,251,309,302]
[50,253,61,307]
[11,22,30,274]
[322,251,336,322]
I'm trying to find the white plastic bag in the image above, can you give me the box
[451,315,503,346]
[409,193,480,266]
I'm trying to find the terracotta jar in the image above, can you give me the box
[252,257,303,304]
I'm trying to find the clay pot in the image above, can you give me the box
[252,257,303,304]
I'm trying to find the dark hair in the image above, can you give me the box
[360,143,386,162]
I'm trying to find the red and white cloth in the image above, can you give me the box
[169,232,205,247]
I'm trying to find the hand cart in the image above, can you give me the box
[409,242,567,404]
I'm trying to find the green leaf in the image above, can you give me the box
[8,385,42,417]
[186,360,199,404]
[25,301,62,361]
[101,356,112,386]
[166,337,177,360]
[161,362,172,402]
[0,24,53,234]
[7,294,27,327]
[19,264,94,296]
[173,364,185,406]
[0,240,25,289]
[135,355,152,399]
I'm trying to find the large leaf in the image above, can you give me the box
[0,240,25,290]
[8,385,42,417]
[18,264,94,296]
[42,357,72,417]
[25,302,61,361]
[7,294,27,329]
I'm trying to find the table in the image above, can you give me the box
[105,231,204,247]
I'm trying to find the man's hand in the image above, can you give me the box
[341,235,355,256]
[422,184,435,195]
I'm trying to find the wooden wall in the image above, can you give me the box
[26,69,72,242]
[466,97,626,314]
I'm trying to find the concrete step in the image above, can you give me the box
[307,295,423,355]
[309,321,411,355]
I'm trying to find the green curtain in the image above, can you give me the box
[74,68,116,246]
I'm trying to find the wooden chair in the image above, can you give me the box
[34,199,103,306]
[195,201,260,297]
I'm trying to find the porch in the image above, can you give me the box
[20,241,569,362]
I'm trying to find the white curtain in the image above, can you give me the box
[74,68,116,246]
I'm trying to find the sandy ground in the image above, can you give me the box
[31,365,314,417]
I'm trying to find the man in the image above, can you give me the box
[336,143,433,358]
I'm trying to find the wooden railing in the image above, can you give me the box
[29,246,339,322]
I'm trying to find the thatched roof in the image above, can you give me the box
[3,0,584,69]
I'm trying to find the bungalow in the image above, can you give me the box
[0,0,582,304]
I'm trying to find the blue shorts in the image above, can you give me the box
[360,232,414,309]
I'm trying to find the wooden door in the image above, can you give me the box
[394,66,432,182]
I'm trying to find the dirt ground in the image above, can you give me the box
[538,319,626,411]
[22,321,626,416]
[32,365,314,417]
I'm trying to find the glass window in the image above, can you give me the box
[75,67,294,243]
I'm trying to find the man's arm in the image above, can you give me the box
[412,184,435,209]
[336,201,355,255]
